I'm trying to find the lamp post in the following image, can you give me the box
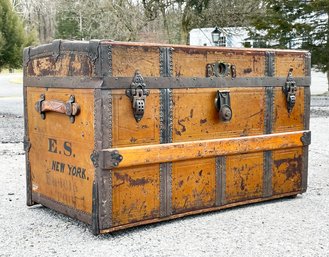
[211,27,221,46]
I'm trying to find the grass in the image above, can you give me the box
[0,69,23,84]
[0,68,23,74]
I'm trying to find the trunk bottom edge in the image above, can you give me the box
[100,190,302,234]
[31,192,92,225]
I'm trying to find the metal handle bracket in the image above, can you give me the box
[35,94,80,123]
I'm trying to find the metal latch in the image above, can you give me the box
[282,68,297,113]
[215,91,232,122]
[126,70,149,122]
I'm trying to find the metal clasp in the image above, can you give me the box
[215,91,232,122]
[282,68,297,113]
[126,70,149,122]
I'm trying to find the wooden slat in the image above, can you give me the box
[102,131,310,169]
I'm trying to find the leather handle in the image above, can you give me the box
[35,94,80,123]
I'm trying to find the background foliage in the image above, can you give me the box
[1,0,329,87]
[250,0,329,81]
[0,0,30,69]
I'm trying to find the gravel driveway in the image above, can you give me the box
[0,74,328,257]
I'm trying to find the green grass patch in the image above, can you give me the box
[0,68,23,74]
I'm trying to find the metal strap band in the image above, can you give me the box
[23,85,33,206]
[265,52,275,77]
[92,89,102,234]
[304,52,311,77]
[103,76,310,89]
[98,90,113,229]
[263,51,275,198]
[215,156,226,206]
[304,86,310,130]
[302,53,311,193]
[99,44,112,77]
[108,45,113,77]
[24,76,311,89]
[263,151,273,197]
[264,87,274,134]
[160,163,172,217]
[52,39,62,61]
[301,146,309,192]
[89,40,101,76]
[159,47,173,217]
[160,48,173,77]
[23,47,31,67]
[92,180,100,234]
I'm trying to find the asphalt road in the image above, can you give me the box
[0,73,329,257]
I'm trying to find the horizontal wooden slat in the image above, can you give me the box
[101,131,310,169]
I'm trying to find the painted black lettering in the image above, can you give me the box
[68,164,73,175]
[76,167,81,178]
[67,164,87,180]
[48,138,57,153]
[60,162,65,172]
[81,168,86,179]
[51,160,65,173]
[63,141,72,156]
[51,160,56,170]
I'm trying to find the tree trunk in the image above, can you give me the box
[180,6,191,45]
[327,9,329,93]
[327,70,329,93]
[160,6,170,43]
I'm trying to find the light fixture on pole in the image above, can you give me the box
[211,27,221,46]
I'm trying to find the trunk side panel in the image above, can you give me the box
[27,87,95,215]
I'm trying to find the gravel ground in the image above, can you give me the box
[0,110,328,257]
[0,73,329,256]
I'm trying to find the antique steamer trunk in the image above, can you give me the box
[23,40,311,234]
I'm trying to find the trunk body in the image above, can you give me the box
[23,40,311,234]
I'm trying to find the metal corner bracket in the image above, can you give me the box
[90,150,100,168]
[52,39,62,62]
[301,131,311,146]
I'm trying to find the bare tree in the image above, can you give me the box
[12,0,58,43]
